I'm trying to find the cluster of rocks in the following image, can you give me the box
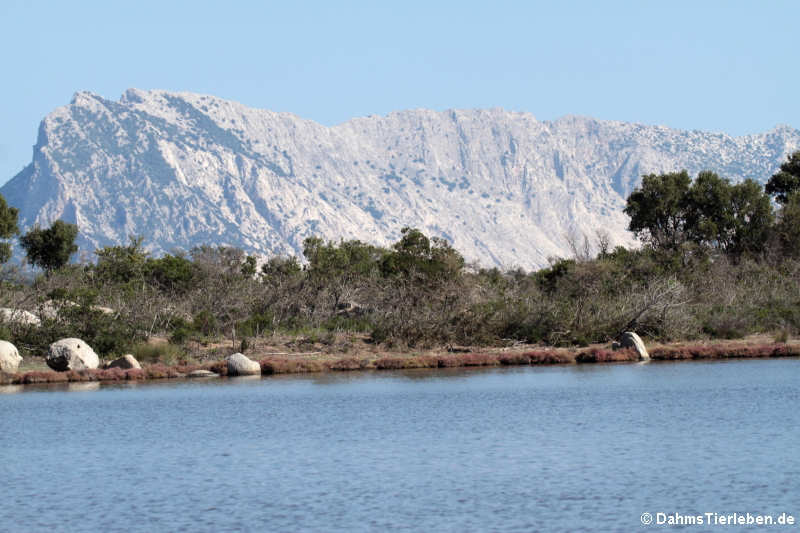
[183,353,262,378]
[0,336,141,374]
[0,303,145,377]
[0,336,266,381]
[1,328,649,383]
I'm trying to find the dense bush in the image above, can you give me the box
[131,343,186,365]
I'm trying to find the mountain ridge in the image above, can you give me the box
[3,89,799,268]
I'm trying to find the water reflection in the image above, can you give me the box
[265,364,544,386]
[66,381,101,392]
[228,374,261,380]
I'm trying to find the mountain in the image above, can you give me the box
[3,89,799,269]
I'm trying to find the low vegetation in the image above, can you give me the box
[1,152,800,368]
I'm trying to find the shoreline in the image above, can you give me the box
[2,340,799,387]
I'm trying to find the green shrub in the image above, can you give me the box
[321,315,372,333]
[0,322,11,342]
[144,254,197,293]
[192,310,217,336]
[702,309,750,339]
[169,326,192,345]
[131,343,185,365]
[237,312,273,337]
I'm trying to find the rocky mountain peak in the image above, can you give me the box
[2,89,799,268]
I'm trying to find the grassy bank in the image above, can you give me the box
[3,337,799,387]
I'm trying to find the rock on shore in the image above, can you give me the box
[226,352,261,376]
[106,354,141,370]
[186,369,219,378]
[0,341,22,373]
[46,338,100,371]
[621,331,649,361]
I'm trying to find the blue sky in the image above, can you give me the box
[1,0,798,185]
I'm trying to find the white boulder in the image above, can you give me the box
[620,331,649,361]
[226,352,261,376]
[187,369,219,378]
[37,300,77,320]
[0,340,22,373]
[106,354,141,370]
[0,308,41,327]
[46,338,100,371]
[36,301,115,321]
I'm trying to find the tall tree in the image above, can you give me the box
[303,237,382,313]
[624,171,692,251]
[726,179,774,257]
[626,171,773,258]
[684,171,733,249]
[765,150,800,203]
[381,227,464,281]
[0,193,19,264]
[19,220,78,273]
[774,191,800,258]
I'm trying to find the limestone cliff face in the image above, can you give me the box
[3,89,798,268]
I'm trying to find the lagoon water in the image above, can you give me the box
[1,359,799,532]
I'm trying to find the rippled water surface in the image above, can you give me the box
[2,359,799,532]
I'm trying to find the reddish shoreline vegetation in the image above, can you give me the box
[3,341,799,387]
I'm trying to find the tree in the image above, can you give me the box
[191,245,249,277]
[94,236,148,284]
[684,171,733,249]
[626,171,773,258]
[765,151,800,203]
[19,220,78,273]
[381,227,465,281]
[0,193,18,264]
[726,179,774,257]
[774,191,800,258]
[260,256,302,281]
[144,254,196,293]
[624,171,692,251]
[683,173,773,256]
[303,237,383,313]
[241,255,257,277]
